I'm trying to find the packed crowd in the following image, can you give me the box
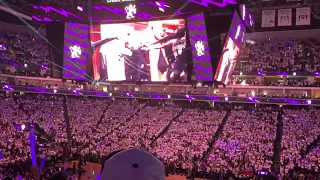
[207,108,277,178]
[0,30,50,77]
[240,39,320,74]
[0,93,67,179]
[0,93,319,179]
[152,108,226,171]
[281,109,320,176]
[233,78,320,87]
[17,94,68,143]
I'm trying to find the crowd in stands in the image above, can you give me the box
[0,30,50,77]
[1,25,320,179]
[281,109,320,176]
[207,107,277,178]
[152,108,226,172]
[240,39,320,74]
[0,92,319,179]
[233,78,320,87]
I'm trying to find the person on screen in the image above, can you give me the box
[218,38,239,84]
[171,29,187,82]
[148,22,170,81]
[121,32,148,81]
[98,24,135,81]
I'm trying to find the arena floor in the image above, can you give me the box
[64,162,206,180]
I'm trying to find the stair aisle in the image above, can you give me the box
[200,109,231,162]
[63,96,72,141]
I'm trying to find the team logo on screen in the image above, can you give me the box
[70,45,82,58]
[125,4,136,19]
[195,41,205,56]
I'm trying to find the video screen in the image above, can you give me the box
[187,13,213,81]
[214,11,245,85]
[214,36,240,84]
[63,22,91,80]
[90,19,187,82]
[239,4,254,31]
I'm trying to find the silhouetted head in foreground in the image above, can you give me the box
[100,148,165,180]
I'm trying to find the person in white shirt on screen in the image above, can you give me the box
[216,38,239,84]
[147,22,170,82]
[99,24,133,81]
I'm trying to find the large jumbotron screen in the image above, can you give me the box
[214,36,240,85]
[214,11,245,85]
[90,19,187,82]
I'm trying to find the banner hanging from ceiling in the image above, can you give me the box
[261,10,275,27]
[278,9,292,26]
[296,7,311,26]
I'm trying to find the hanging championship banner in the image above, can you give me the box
[262,10,275,27]
[296,7,311,26]
[278,9,292,26]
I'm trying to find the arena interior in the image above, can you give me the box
[0,0,319,180]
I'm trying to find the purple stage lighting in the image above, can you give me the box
[30,128,37,166]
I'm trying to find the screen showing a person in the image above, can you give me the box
[90,19,187,82]
[214,36,240,85]
[63,22,91,80]
[214,11,245,85]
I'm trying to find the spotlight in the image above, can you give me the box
[77,6,83,11]
[109,93,112,97]
[293,72,296,76]
[307,100,312,104]
[24,64,27,67]
[21,124,26,131]
[224,97,229,101]
[168,95,171,99]
[53,89,57,93]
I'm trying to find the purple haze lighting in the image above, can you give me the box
[3,85,13,90]
[247,97,259,102]
[27,87,49,93]
[125,93,134,97]
[205,96,221,101]
[30,128,37,166]
[185,94,194,100]
[149,94,163,99]
[39,157,46,172]
[188,13,213,81]
[313,72,320,76]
